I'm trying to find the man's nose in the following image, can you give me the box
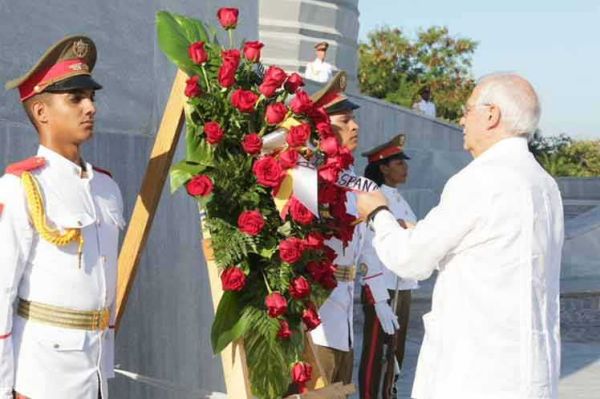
[83,99,96,116]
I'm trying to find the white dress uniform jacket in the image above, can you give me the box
[371,137,564,399]
[311,191,380,351]
[304,58,335,83]
[0,146,125,399]
[360,184,418,303]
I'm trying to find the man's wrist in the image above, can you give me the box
[367,205,390,227]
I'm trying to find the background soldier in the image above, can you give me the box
[358,135,419,398]
[305,41,335,83]
[308,72,394,386]
[0,35,124,399]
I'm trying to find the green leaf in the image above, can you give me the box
[211,291,249,354]
[156,11,209,75]
[187,137,214,165]
[277,221,293,237]
[169,160,207,193]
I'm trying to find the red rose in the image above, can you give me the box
[320,273,338,290]
[323,245,337,262]
[222,48,241,65]
[264,66,288,87]
[304,232,324,250]
[318,162,341,183]
[237,209,265,236]
[221,267,246,291]
[308,107,329,125]
[265,292,287,317]
[336,223,356,247]
[265,102,288,125]
[217,7,239,30]
[184,75,202,98]
[277,319,292,340]
[316,121,333,138]
[286,123,311,147]
[318,182,343,205]
[242,133,262,154]
[218,62,237,88]
[279,237,305,264]
[337,147,354,169]
[291,361,312,393]
[289,197,314,225]
[290,90,314,115]
[330,200,349,220]
[301,303,321,331]
[218,49,240,88]
[231,89,259,113]
[289,276,311,299]
[243,40,264,62]
[278,149,298,170]
[258,81,279,98]
[284,72,305,93]
[259,66,288,97]
[186,174,213,197]
[320,136,340,157]
[307,260,335,282]
[253,156,285,188]
[188,41,208,64]
[204,121,224,145]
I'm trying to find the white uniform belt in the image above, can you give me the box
[17,298,110,331]
[334,265,356,282]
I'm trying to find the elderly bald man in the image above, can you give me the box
[356,73,564,399]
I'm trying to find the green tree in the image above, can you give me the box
[358,26,478,122]
[529,131,600,177]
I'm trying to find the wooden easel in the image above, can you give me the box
[114,69,355,398]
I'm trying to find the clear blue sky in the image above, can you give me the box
[358,0,600,139]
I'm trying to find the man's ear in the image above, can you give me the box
[487,104,501,129]
[31,98,51,126]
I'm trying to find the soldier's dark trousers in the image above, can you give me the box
[358,289,411,399]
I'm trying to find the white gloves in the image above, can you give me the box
[374,301,399,335]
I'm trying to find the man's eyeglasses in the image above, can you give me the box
[461,103,492,117]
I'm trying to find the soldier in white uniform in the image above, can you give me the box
[307,72,394,386]
[304,42,335,83]
[357,73,564,399]
[0,35,125,399]
[358,135,419,399]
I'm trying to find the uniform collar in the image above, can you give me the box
[37,145,94,179]
[381,184,398,194]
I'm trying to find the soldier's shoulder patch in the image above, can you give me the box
[92,165,112,178]
[5,156,46,176]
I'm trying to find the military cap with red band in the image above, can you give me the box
[310,71,359,115]
[5,35,102,102]
[361,134,410,163]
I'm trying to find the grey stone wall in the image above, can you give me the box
[557,178,600,293]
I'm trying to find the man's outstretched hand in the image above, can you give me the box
[356,190,389,220]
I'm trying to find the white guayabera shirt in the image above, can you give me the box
[371,137,564,399]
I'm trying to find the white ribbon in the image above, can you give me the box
[336,169,380,192]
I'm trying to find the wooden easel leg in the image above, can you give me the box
[115,69,188,329]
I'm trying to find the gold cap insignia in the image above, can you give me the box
[72,39,89,58]
[339,74,347,90]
